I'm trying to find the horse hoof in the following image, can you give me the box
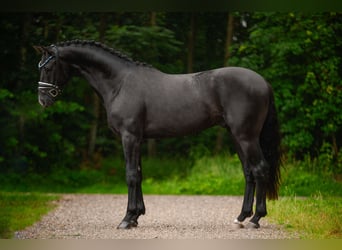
[117,220,138,229]
[130,220,138,227]
[233,219,244,229]
[117,221,131,229]
[246,221,260,229]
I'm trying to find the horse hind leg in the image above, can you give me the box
[234,137,269,229]
[231,135,255,228]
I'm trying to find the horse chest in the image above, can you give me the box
[106,101,145,136]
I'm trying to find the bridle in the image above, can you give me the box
[38,45,62,98]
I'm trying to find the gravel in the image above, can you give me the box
[15,194,298,239]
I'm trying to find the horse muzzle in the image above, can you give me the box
[38,94,55,107]
[38,81,61,107]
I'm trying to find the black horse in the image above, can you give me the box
[34,40,281,229]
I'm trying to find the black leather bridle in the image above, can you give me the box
[38,45,62,98]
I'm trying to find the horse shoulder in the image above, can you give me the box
[106,78,146,137]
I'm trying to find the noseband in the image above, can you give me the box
[38,81,62,98]
[38,45,62,98]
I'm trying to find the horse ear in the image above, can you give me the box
[33,45,45,54]
[33,45,54,55]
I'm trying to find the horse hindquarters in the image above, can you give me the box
[218,74,277,228]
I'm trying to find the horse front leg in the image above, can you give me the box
[117,132,145,229]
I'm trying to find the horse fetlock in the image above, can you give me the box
[255,210,267,218]
[237,210,253,222]
[138,206,145,215]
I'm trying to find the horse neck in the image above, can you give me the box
[60,46,129,102]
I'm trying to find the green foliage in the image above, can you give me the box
[0,88,14,100]
[0,192,58,238]
[106,25,183,73]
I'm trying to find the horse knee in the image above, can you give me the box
[126,171,139,187]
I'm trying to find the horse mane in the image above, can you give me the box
[55,40,152,68]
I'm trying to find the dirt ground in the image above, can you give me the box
[15,194,298,239]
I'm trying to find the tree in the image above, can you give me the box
[87,14,107,161]
[187,13,196,73]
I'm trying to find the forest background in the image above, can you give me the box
[0,12,341,193]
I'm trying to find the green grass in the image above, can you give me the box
[268,195,342,239]
[279,161,342,197]
[0,192,59,238]
[142,154,244,194]
[76,154,244,194]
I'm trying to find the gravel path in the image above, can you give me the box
[15,194,298,239]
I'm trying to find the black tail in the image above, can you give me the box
[260,88,282,200]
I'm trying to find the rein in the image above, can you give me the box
[38,45,61,98]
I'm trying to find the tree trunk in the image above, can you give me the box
[88,94,100,158]
[332,135,338,158]
[55,14,62,42]
[150,12,157,26]
[224,13,234,66]
[215,13,234,154]
[187,13,196,73]
[19,14,30,79]
[43,18,49,39]
[88,14,106,159]
[18,14,31,149]
[147,12,158,158]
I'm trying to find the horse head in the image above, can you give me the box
[34,45,69,107]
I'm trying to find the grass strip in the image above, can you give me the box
[268,195,342,239]
[0,192,59,238]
